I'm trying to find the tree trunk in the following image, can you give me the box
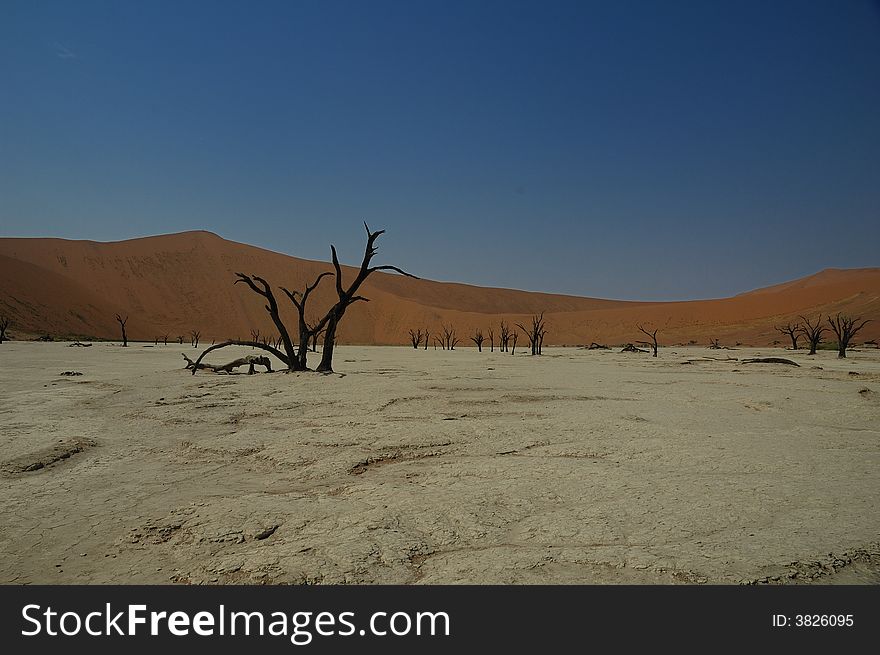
[316,317,339,372]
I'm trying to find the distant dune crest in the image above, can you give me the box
[0,231,878,346]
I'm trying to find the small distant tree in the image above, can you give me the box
[637,324,659,357]
[516,312,547,356]
[162,334,169,345]
[424,329,429,350]
[0,316,10,343]
[510,331,518,355]
[487,327,495,352]
[826,313,871,359]
[470,329,485,352]
[115,314,128,347]
[775,322,801,350]
[408,328,424,349]
[798,315,826,355]
[177,335,184,345]
[499,321,511,352]
[250,328,261,347]
[440,324,459,350]
[190,330,201,348]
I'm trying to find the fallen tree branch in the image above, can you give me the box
[183,352,273,374]
[188,339,287,375]
[741,357,800,367]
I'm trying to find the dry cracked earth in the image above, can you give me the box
[1,342,878,585]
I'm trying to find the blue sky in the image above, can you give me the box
[1,1,878,300]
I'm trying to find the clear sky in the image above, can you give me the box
[1,1,878,300]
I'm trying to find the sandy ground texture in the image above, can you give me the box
[1,341,878,585]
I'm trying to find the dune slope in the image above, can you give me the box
[0,231,878,345]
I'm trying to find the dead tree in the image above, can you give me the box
[709,338,720,349]
[162,334,169,345]
[194,227,414,374]
[307,327,322,352]
[115,314,128,347]
[621,343,648,353]
[487,327,495,352]
[775,322,801,350]
[231,273,301,369]
[440,324,459,350]
[0,316,9,343]
[637,324,659,357]
[515,312,547,356]
[499,321,511,352]
[470,329,485,352]
[424,329,429,350]
[827,313,871,359]
[190,330,201,348]
[510,331,518,355]
[408,328,424,349]
[281,271,333,368]
[177,335,184,345]
[250,328,261,347]
[312,224,416,372]
[798,315,826,355]
[433,336,443,350]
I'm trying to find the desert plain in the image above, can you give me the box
[1,340,878,585]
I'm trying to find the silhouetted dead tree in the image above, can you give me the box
[827,313,871,359]
[440,324,459,350]
[177,335,184,345]
[797,315,826,355]
[250,328,261,347]
[408,328,424,349]
[424,329,429,350]
[228,273,301,369]
[281,271,333,368]
[510,331,518,355]
[499,321,511,352]
[470,329,485,352]
[190,330,201,348]
[0,316,9,344]
[316,224,417,372]
[516,312,547,355]
[162,334,169,345]
[308,325,326,352]
[637,324,659,357]
[775,322,801,350]
[433,336,443,350]
[487,328,494,352]
[115,314,128,347]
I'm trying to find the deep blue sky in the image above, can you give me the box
[1,1,878,300]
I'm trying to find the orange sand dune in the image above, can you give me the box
[0,231,878,346]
